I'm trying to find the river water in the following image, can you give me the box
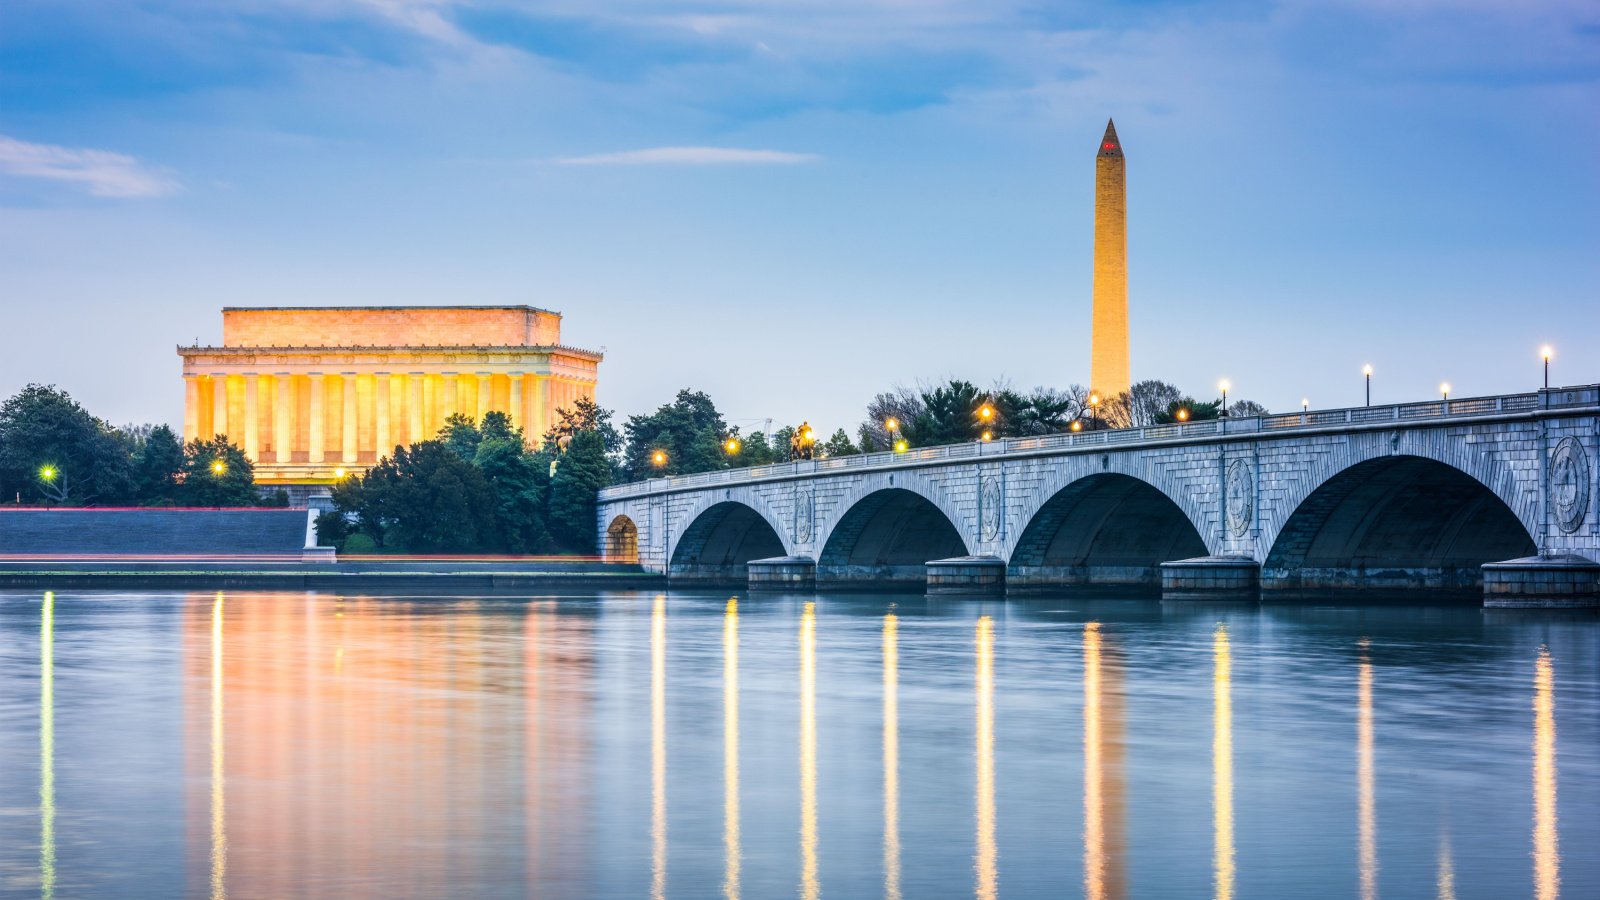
[0,589,1594,899]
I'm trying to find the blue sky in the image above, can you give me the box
[2,0,1596,436]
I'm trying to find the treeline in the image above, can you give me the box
[321,403,613,554]
[0,384,267,507]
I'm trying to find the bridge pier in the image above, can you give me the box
[747,556,816,591]
[926,556,1006,595]
[1160,556,1261,601]
[1482,556,1600,609]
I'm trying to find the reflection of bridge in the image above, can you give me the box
[598,386,1600,607]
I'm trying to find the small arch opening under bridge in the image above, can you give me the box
[817,488,968,589]
[1008,473,1209,592]
[1263,455,1536,597]
[604,515,639,564]
[669,501,786,586]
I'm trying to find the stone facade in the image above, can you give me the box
[179,306,601,489]
[598,387,1600,605]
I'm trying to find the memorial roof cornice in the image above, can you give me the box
[220,304,562,316]
[178,343,603,361]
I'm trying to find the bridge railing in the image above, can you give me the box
[598,388,1552,500]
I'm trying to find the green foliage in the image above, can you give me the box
[544,396,623,457]
[438,413,482,461]
[356,441,495,552]
[131,424,185,505]
[820,428,859,458]
[622,389,730,479]
[179,436,259,506]
[474,434,550,552]
[1153,398,1220,424]
[0,384,134,505]
[549,429,613,553]
[732,429,779,466]
[341,532,379,554]
[911,379,985,445]
[314,509,350,547]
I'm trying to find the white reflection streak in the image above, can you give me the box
[723,599,740,900]
[1358,638,1376,900]
[211,592,228,900]
[651,595,667,900]
[1437,829,1455,900]
[800,602,818,900]
[40,591,55,900]
[976,617,997,900]
[1083,622,1104,900]
[884,614,901,900]
[1213,624,1234,900]
[1533,646,1559,900]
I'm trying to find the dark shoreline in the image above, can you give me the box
[0,560,667,591]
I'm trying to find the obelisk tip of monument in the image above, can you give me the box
[1098,118,1123,158]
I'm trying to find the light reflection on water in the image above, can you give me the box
[0,589,1595,898]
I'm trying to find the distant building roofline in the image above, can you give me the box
[220,304,562,316]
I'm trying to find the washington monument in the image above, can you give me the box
[1091,118,1129,398]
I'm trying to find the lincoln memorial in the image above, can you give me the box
[178,305,602,491]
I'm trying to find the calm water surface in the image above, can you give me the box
[0,589,1596,899]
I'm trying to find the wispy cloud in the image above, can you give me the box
[557,146,820,166]
[0,135,179,198]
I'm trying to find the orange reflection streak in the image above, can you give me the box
[524,605,542,892]
[1533,646,1559,900]
[976,617,997,900]
[211,592,228,900]
[651,595,667,900]
[800,602,819,900]
[39,591,55,900]
[1213,624,1234,900]
[1084,622,1104,900]
[884,614,901,900]
[723,599,741,900]
[1358,638,1377,900]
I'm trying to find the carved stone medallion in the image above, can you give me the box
[1225,458,1255,537]
[793,488,814,543]
[979,476,1002,541]
[1550,437,1590,534]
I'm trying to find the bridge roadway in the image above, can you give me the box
[597,385,1600,607]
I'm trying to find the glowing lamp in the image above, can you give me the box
[39,466,56,481]
[725,438,740,454]
[981,430,993,442]
[1440,383,1450,401]
[1176,409,1189,422]
[1541,346,1553,362]
[1071,421,1083,432]
[334,467,347,479]
[652,450,668,467]
[211,460,226,475]
[979,404,994,420]
[885,417,898,431]
[893,439,909,453]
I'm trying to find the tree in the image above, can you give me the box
[363,441,494,552]
[131,424,185,505]
[858,387,926,451]
[178,436,258,506]
[544,396,623,457]
[1228,400,1270,418]
[549,429,612,553]
[733,428,779,466]
[438,413,482,461]
[1153,398,1221,424]
[820,429,859,458]
[0,384,133,505]
[912,379,985,445]
[1103,380,1184,429]
[474,434,550,552]
[622,389,730,479]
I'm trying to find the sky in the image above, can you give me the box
[1,0,1596,438]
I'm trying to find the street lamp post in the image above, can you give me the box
[1363,365,1372,407]
[1219,380,1230,418]
[1088,393,1100,430]
[1440,382,1450,412]
[1542,346,1553,389]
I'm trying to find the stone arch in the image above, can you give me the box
[668,497,788,585]
[1003,455,1216,560]
[604,514,639,563]
[1262,453,1536,596]
[812,469,973,560]
[1007,472,1210,592]
[816,487,971,589]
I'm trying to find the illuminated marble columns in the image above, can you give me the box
[408,373,425,445]
[375,372,392,459]
[184,376,200,443]
[508,373,524,433]
[243,375,260,460]
[476,373,492,422]
[307,374,325,464]
[274,374,293,463]
[211,375,229,440]
[341,373,358,464]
